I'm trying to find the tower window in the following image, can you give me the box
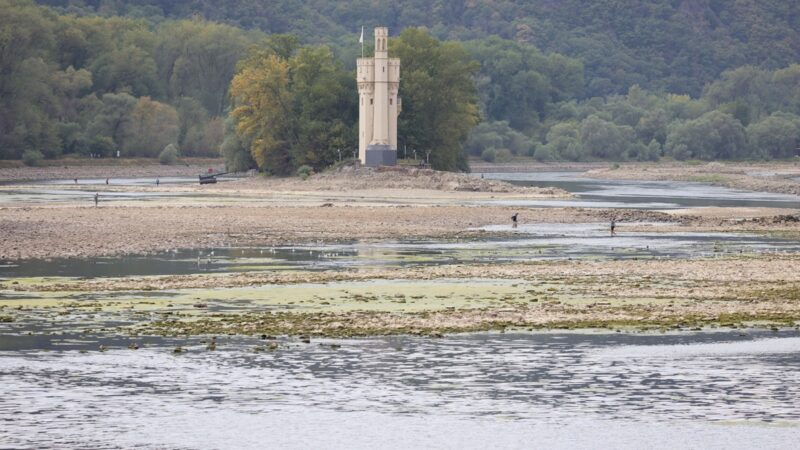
[390,99,393,105]
[370,99,373,105]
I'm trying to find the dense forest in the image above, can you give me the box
[3,0,800,171]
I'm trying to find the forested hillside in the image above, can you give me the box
[37,0,800,97]
[3,0,800,169]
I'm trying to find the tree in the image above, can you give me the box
[392,28,479,171]
[746,113,800,159]
[220,115,253,172]
[87,92,137,150]
[543,122,582,161]
[121,97,180,157]
[579,115,635,160]
[665,111,747,160]
[229,42,356,174]
[159,143,179,164]
[155,19,251,115]
[465,121,532,157]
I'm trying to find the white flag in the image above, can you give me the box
[359,26,364,44]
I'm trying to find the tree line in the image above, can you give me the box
[4,0,800,172]
[1,0,262,162]
[524,65,800,163]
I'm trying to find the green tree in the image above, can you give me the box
[220,115,254,172]
[87,92,138,150]
[543,122,582,161]
[465,121,532,157]
[392,28,479,171]
[579,115,635,160]
[665,111,747,160]
[155,19,252,115]
[746,113,800,159]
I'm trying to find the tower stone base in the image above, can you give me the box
[365,144,397,167]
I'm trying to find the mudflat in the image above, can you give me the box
[1,161,799,336]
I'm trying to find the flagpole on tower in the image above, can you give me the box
[359,26,364,58]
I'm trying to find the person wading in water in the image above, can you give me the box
[512,213,518,229]
[610,218,616,236]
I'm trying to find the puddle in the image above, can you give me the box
[1,330,799,449]
[478,172,800,209]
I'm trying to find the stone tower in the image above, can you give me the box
[357,27,400,166]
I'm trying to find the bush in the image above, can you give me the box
[22,149,44,167]
[159,144,179,165]
[495,148,513,163]
[480,148,496,162]
[296,164,313,180]
[90,136,116,158]
[533,145,554,161]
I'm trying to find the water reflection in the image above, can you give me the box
[1,331,799,449]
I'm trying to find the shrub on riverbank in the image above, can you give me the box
[22,150,44,167]
[159,144,179,165]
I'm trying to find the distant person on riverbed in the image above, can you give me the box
[156,177,160,186]
[74,178,77,184]
[512,213,518,228]
[94,192,99,207]
[105,178,109,185]
[610,218,616,236]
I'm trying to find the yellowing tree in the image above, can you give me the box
[230,52,293,172]
[229,41,356,174]
[122,97,180,157]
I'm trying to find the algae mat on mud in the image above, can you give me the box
[4,271,800,338]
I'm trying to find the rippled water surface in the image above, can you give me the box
[1,331,799,449]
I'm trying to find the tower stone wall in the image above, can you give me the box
[357,27,400,166]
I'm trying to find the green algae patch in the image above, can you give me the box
[0,276,79,289]
[163,278,537,313]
